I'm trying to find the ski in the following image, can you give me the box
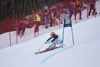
[35,46,62,55]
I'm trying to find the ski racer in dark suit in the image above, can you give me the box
[45,31,62,50]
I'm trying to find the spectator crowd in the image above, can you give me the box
[17,0,97,37]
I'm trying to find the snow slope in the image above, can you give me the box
[0,0,100,67]
[0,15,100,67]
[40,17,100,67]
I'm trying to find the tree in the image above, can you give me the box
[0,0,64,22]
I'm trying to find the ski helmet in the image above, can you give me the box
[50,31,55,36]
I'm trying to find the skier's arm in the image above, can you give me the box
[51,35,58,42]
[44,37,52,44]
[47,37,52,42]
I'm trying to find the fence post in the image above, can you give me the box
[16,12,18,44]
[7,17,11,46]
[33,9,36,38]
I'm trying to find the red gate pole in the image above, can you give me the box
[16,12,18,44]
[7,17,11,46]
[33,9,36,38]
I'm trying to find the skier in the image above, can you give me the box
[44,31,62,50]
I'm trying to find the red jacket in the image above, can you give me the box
[18,22,25,28]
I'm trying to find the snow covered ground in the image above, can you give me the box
[0,0,100,67]
[0,15,100,67]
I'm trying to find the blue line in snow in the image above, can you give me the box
[40,46,73,64]
[76,36,100,45]
[40,36,100,64]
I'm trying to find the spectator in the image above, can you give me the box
[88,0,96,16]
[17,20,25,35]
[51,6,58,26]
[74,0,82,20]
[48,7,53,27]
[34,12,41,32]
[68,1,75,17]
[44,7,49,28]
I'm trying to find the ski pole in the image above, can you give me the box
[38,44,45,51]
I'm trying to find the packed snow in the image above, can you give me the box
[0,0,100,67]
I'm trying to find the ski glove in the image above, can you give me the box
[47,41,51,44]
[44,41,47,44]
[44,41,51,44]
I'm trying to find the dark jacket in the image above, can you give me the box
[68,4,76,12]
[47,34,58,42]
[89,0,95,9]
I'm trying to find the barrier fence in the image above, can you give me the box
[0,1,68,49]
[0,0,89,49]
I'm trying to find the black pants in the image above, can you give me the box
[75,10,82,20]
[89,7,95,16]
[50,18,53,26]
[70,11,74,17]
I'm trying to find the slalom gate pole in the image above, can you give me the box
[62,14,66,48]
[71,27,74,46]
[62,26,64,48]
